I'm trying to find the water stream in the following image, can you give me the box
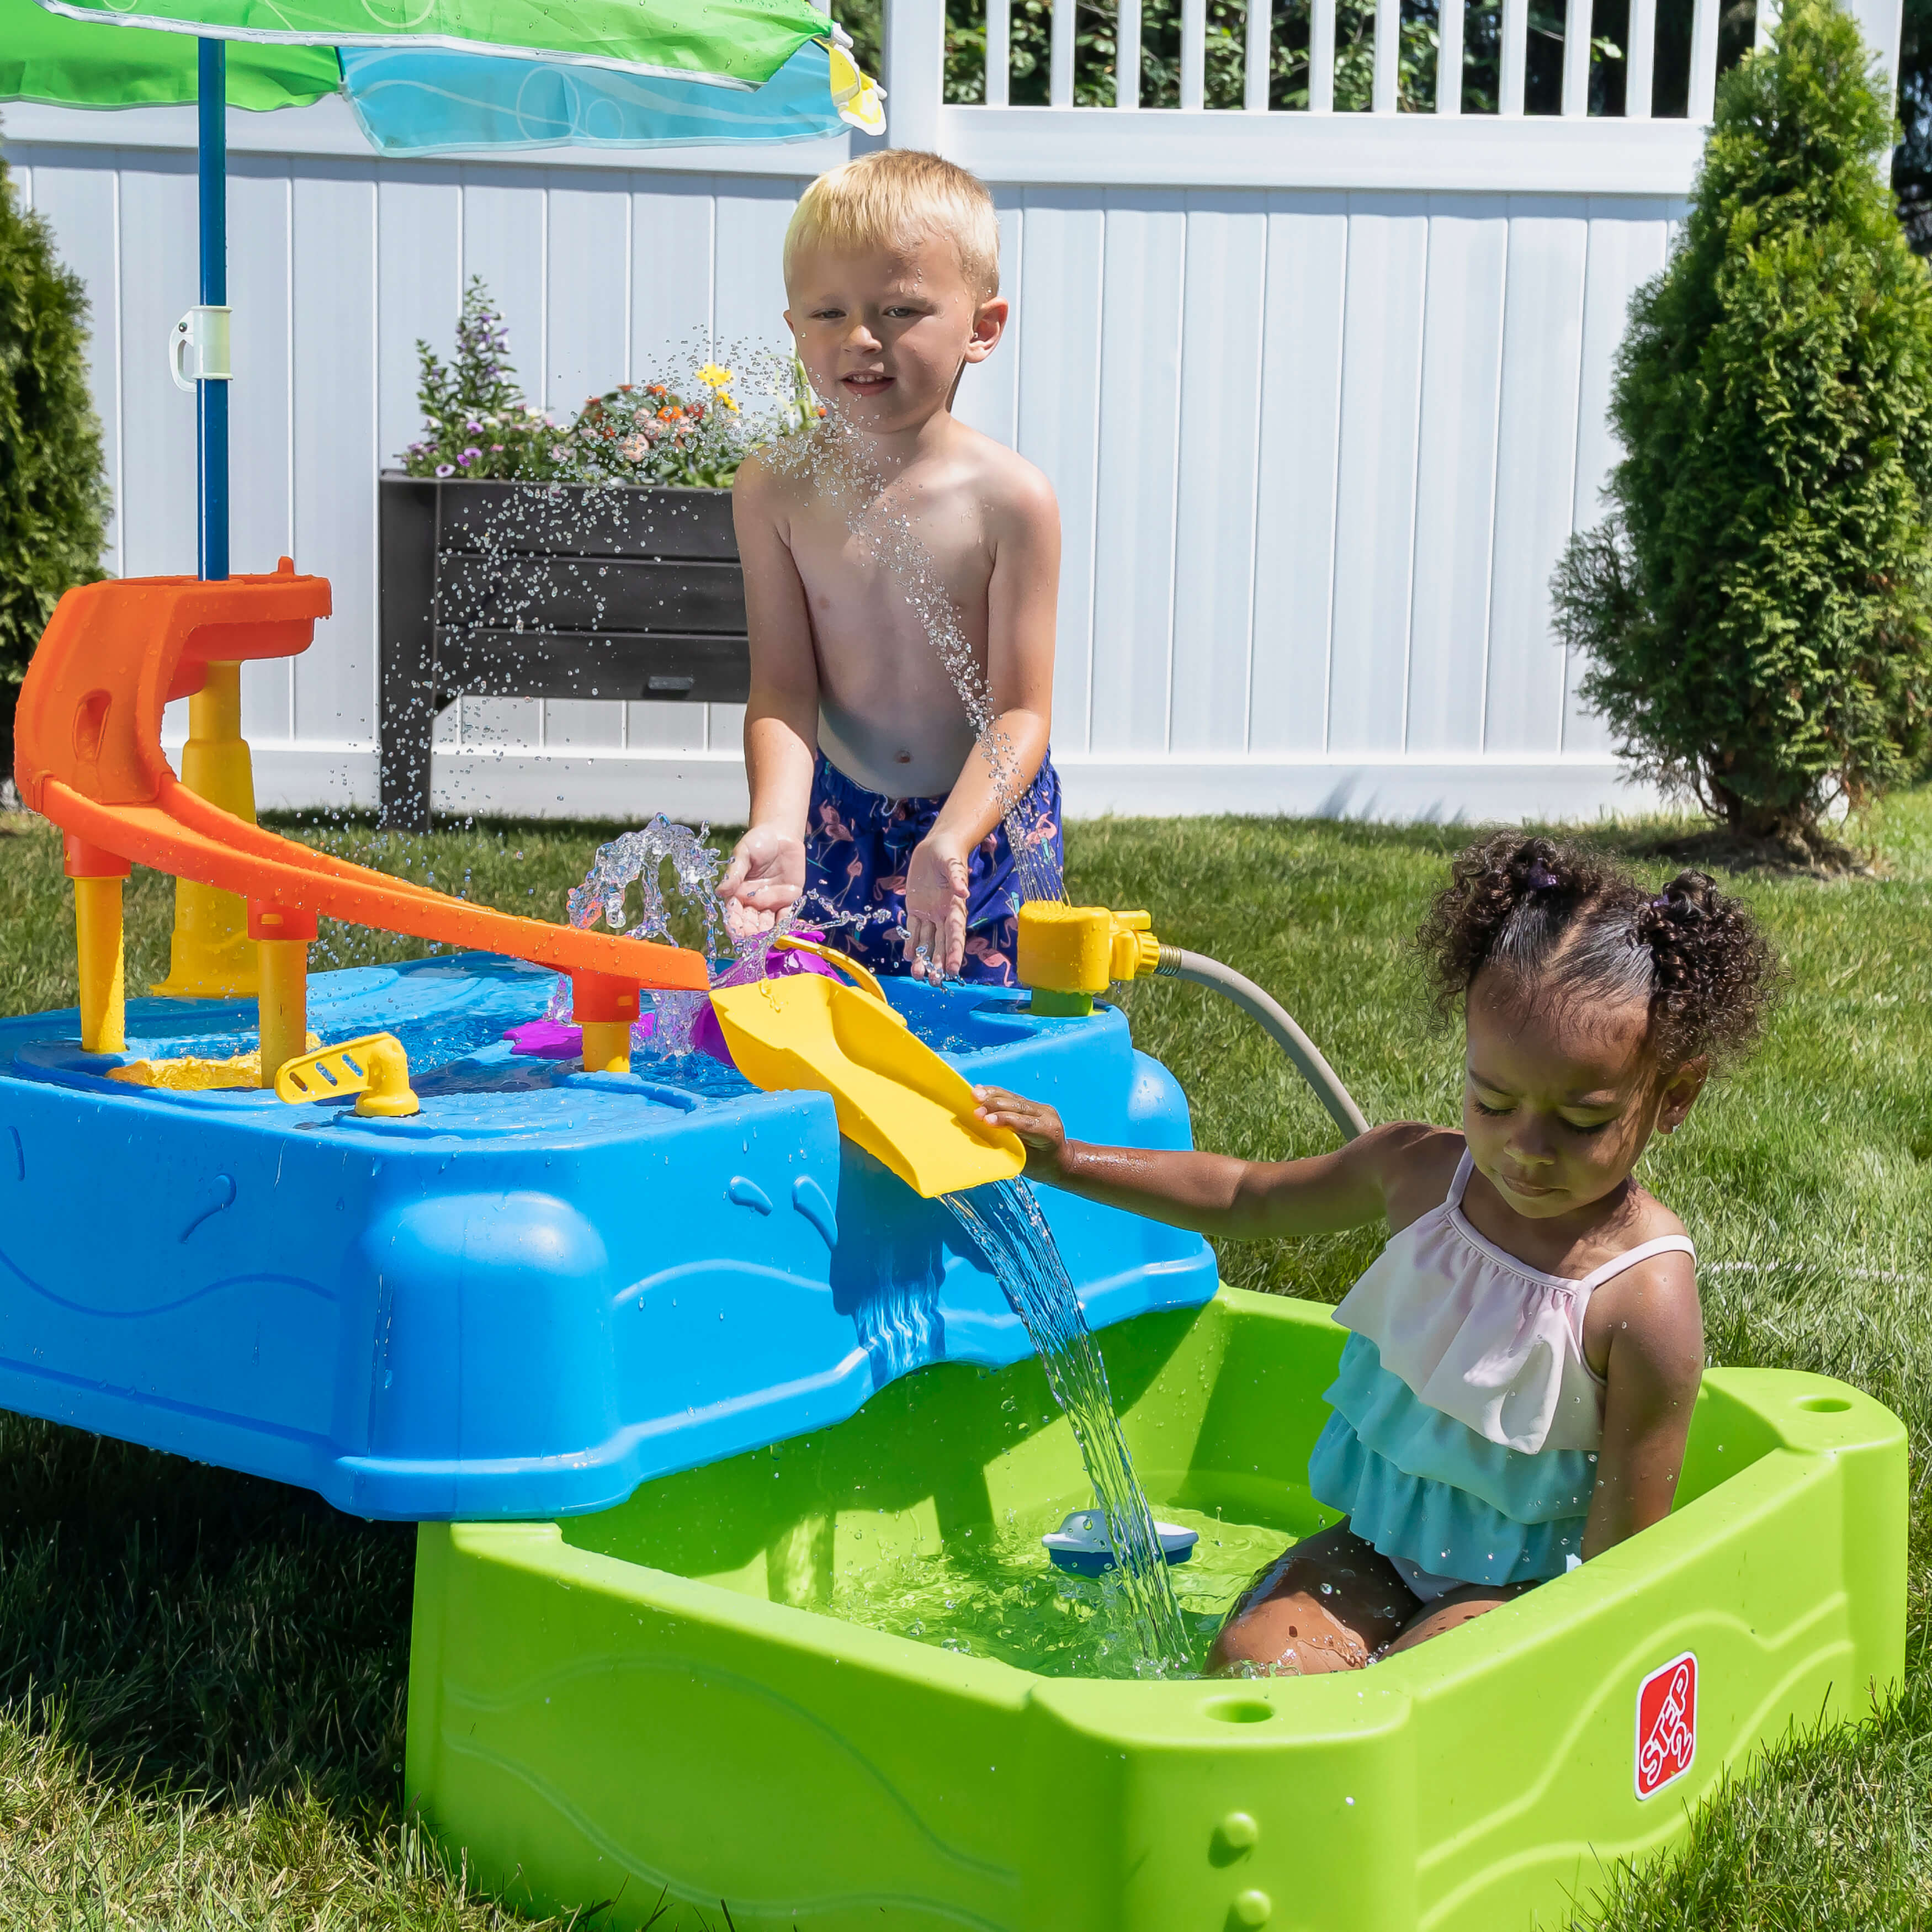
[944,1176,1192,1675]
[549,825,1188,1674]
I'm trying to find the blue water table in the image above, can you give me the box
[3,567,1906,1932]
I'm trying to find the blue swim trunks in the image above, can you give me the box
[803,751,1065,986]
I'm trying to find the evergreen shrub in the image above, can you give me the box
[0,145,110,784]
[1555,0,1932,856]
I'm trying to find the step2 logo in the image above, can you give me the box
[1634,1651,1697,1798]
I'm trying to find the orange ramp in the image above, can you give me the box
[13,564,708,1000]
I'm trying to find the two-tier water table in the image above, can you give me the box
[0,568,1906,1931]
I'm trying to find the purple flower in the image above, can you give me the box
[435,463,455,477]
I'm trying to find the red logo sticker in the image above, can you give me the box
[1634,1651,1697,1799]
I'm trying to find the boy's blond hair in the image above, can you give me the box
[783,150,1000,300]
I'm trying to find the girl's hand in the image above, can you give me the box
[904,835,970,980]
[973,1086,1069,1182]
[720,825,805,938]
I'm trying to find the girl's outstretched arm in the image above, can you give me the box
[972,1089,1429,1240]
[1580,1254,1705,1559]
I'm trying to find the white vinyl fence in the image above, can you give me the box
[2,0,1905,824]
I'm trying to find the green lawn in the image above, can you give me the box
[0,794,1929,1929]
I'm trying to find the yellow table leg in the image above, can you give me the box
[256,940,309,1087]
[580,1020,634,1074]
[73,875,127,1055]
[155,661,259,998]
[250,902,318,1088]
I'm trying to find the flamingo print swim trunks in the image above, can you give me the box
[802,751,1065,986]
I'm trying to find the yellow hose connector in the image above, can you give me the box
[1016,904,1162,1016]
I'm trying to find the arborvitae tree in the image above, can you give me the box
[1553,0,1932,858]
[0,143,109,786]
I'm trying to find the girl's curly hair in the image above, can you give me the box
[1416,832,1781,1070]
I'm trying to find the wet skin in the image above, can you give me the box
[1206,1521,1536,1675]
[721,229,1060,979]
[977,966,1708,1673]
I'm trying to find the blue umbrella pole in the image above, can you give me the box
[198,36,228,582]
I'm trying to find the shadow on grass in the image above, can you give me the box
[0,1412,413,1823]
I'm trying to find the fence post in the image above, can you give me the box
[1436,0,1464,113]
[1625,0,1655,116]
[1688,0,1718,119]
[1845,0,1904,88]
[883,0,946,150]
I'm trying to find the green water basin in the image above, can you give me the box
[405,1287,1904,1931]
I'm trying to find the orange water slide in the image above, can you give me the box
[13,564,709,1000]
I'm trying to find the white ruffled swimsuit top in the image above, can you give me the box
[1305,1149,1695,1588]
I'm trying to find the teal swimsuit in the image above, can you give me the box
[1307,1151,1695,1598]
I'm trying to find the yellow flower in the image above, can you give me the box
[696,363,734,390]
[718,391,740,412]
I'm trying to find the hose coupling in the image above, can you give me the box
[1016,904,1162,1015]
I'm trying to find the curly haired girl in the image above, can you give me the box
[974,832,1780,1674]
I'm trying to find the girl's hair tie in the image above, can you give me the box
[1650,893,1670,909]
[1525,864,1561,892]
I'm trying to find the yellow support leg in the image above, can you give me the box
[251,903,317,1089]
[580,1020,634,1074]
[73,875,127,1055]
[257,940,310,1087]
[155,661,260,998]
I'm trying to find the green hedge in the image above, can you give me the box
[0,144,110,785]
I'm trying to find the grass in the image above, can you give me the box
[1,793,1931,1927]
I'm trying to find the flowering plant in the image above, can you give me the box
[568,364,750,489]
[569,355,824,488]
[400,277,567,481]
[399,279,826,487]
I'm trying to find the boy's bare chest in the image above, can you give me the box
[785,486,994,644]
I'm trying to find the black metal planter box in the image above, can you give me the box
[377,474,750,831]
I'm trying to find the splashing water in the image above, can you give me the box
[429,340,1064,914]
[551,814,749,1052]
[944,1177,1191,1675]
[757,400,1066,909]
[550,826,1185,1674]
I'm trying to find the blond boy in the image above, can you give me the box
[719,150,1061,983]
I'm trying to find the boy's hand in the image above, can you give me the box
[720,826,806,938]
[904,835,970,980]
[973,1086,1070,1184]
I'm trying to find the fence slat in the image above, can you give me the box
[1626,0,1655,117]
[1117,0,1141,107]
[1561,0,1591,114]
[1310,0,1337,112]
[985,0,1010,107]
[1500,0,1528,115]
[883,0,944,147]
[1181,0,1207,109]
[1689,0,1719,117]
[1051,0,1075,106]
[1437,0,1464,114]
[1373,0,1398,112]
[1245,0,1270,110]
